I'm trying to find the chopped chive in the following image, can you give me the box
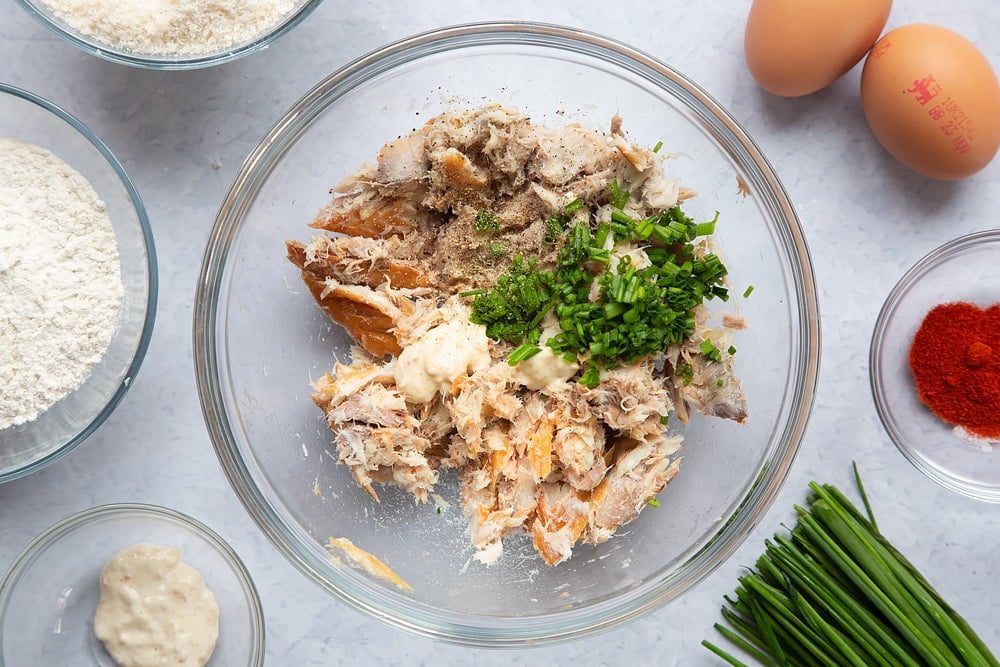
[467,183,731,388]
[647,497,661,507]
[652,140,664,153]
[701,339,722,362]
[743,285,755,298]
[695,212,720,236]
[609,180,629,209]
[507,343,542,365]
[610,209,634,226]
[594,222,611,248]
[634,218,655,240]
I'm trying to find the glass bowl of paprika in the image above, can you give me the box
[870,229,1000,502]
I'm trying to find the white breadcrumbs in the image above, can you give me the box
[38,0,299,56]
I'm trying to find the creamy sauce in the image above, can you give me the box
[394,317,491,403]
[93,544,219,667]
[510,317,580,391]
[510,346,579,391]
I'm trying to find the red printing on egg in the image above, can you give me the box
[902,74,978,155]
[906,75,940,105]
[862,23,1000,179]
[870,38,893,59]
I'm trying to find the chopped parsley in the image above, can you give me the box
[578,364,602,388]
[466,184,731,387]
[543,216,568,246]
[543,199,586,245]
[474,207,500,232]
[467,256,552,345]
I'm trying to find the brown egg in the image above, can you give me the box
[861,24,1000,180]
[744,0,892,97]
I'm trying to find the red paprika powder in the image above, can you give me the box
[908,301,1000,440]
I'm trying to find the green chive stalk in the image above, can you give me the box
[703,465,998,666]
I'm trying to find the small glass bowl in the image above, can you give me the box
[0,503,265,666]
[13,0,324,69]
[871,229,1000,502]
[0,84,156,484]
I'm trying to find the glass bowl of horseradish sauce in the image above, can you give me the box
[0,84,157,484]
[0,503,264,666]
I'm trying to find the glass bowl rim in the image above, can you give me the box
[869,228,1000,503]
[0,502,266,666]
[12,0,325,70]
[0,82,158,484]
[193,20,821,646]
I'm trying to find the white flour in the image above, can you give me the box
[38,0,298,56]
[0,138,123,429]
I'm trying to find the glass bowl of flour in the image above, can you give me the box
[13,0,324,69]
[0,84,157,483]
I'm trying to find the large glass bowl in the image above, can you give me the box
[13,0,323,69]
[194,22,820,646]
[0,84,157,483]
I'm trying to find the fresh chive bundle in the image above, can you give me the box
[703,467,998,667]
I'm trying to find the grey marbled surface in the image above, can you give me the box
[2,1,999,664]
